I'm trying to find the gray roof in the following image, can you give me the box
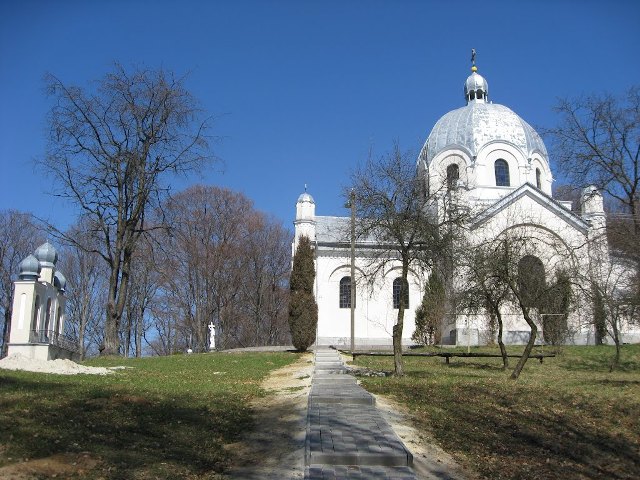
[316,216,350,244]
[315,216,385,245]
[420,102,548,164]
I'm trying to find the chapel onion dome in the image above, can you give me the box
[464,66,489,104]
[18,255,41,281]
[54,271,67,293]
[34,242,58,267]
[297,192,315,204]
[420,67,548,168]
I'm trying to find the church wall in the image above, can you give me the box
[314,247,420,348]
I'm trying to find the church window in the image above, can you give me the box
[536,168,541,189]
[476,89,483,100]
[31,295,40,331]
[494,159,510,187]
[469,90,475,100]
[55,306,62,334]
[393,278,409,309]
[518,255,546,308]
[339,276,354,308]
[446,164,459,190]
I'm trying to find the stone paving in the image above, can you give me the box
[304,348,418,480]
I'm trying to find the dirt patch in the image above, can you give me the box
[223,353,313,479]
[0,452,101,479]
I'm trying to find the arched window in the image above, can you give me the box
[44,299,52,332]
[469,90,475,100]
[339,276,354,308]
[393,278,409,309]
[536,168,541,189]
[55,306,62,334]
[446,164,459,190]
[31,295,40,331]
[518,255,546,308]
[476,89,483,100]
[494,159,510,187]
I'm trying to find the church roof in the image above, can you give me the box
[420,65,548,166]
[315,216,379,245]
[421,102,548,164]
[471,183,590,234]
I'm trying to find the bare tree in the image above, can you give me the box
[456,243,511,368]
[121,236,158,357]
[348,143,458,376]
[58,221,107,359]
[0,211,44,357]
[546,86,640,297]
[41,64,215,355]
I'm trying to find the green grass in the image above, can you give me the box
[354,345,640,480]
[0,352,299,479]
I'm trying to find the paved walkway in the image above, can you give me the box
[304,348,418,480]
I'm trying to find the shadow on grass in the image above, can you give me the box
[0,374,250,479]
[367,380,640,480]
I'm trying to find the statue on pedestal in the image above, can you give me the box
[208,322,216,351]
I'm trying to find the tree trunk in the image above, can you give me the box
[496,310,508,369]
[393,261,409,377]
[609,316,621,372]
[511,306,538,380]
[1,307,11,358]
[135,310,142,358]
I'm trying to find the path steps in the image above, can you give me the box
[304,348,418,480]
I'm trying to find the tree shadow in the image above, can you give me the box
[0,373,252,479]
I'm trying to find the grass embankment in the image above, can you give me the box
[0,352,299,479]
[355,345,640,480]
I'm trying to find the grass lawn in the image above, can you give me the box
[354,345,640,480]
[0,351,299,479]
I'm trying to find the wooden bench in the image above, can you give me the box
[341,350,555,364]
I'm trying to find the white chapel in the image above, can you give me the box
[294,61,639,348]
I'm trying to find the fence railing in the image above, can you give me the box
[29,329,79,353]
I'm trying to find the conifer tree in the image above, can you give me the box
[413,271,446,345]
[288,236,318,351]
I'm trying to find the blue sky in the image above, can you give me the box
[1,0,639,231]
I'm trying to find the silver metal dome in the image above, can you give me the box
[18,254,41,281]
[420,102,548,166]
[464,71,489,103]
[297,192,315,204]
[54,270,67,292]
[34,242,58,267]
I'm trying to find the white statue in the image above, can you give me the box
[208,322,216,351]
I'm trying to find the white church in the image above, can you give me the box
[294,61,640,348]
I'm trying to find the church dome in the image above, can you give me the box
[18,254,41,281]
[420,67,547,167]
[464,70,489,103]
[54,271,67,292]
[35,242,58,267]
[297,192,315,204]
[422,103,548,164]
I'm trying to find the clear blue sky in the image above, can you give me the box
[1,0,639,231]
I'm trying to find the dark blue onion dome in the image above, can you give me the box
[34,242,58,267]
[18,255,41,281]
[54,271,67,292]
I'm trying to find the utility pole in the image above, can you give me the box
[350,189,356,354]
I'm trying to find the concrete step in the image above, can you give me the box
[314,362,344,369]
[305,404,413,467]
[304,465,417,480]
[314,368,349,375]
[313,376,357,385]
